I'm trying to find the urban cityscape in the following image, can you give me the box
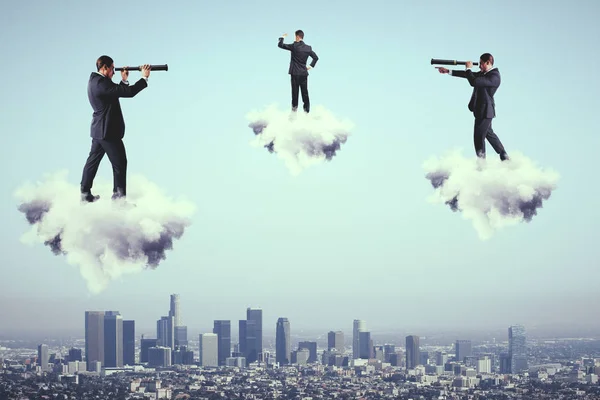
[1,294,600,399]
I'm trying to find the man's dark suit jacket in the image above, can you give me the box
[278,38,319,76]
[452,68,500,119]
[87,72,147,140]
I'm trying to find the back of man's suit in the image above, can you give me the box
[278,38,319,75]
[451,68,500,119]
[87,72,147,140]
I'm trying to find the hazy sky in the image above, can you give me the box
[1,0,599,338]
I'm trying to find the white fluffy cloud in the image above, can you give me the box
[424,150,560,240]
[247,105,353,175]
[15,171,195,294]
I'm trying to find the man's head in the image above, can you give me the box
[96,55,115,79]
[295,30,304,42]
[479,53,494,73]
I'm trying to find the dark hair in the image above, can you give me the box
[480,53,494,65]
[96,55,114,71]
[295,30,304,39]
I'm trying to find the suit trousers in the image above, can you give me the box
[291,74,310,113]
[473,118,508,160]
[80,138,128,197]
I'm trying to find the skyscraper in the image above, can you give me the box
[213,320,231,366]
[157,315,175,349]
[238,320,247,355]
[455,340,472,363]
[244,308,262,363]
[405,335,420,369]
[37,344,48,371]
[299,341,318,363]
[175,326,188,347]
[123,320,135,366]
[509,324,528,373]
[85,311,105,368]
[328,331,344,352]
[104,311,123,368]
[358,332,372,359]
[276,318,291,365]
[169,294,181,327]
[353,320,366,359]
[199,333,218,367]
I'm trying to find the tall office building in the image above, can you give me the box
[353,320,366,359]
[169,294,181,327]
[436,351,448,366]
[37,344,48,371]
[199,333,219,367]
[244,308,263,363]
[85,311,105,368]
[328,331,344,352]
[276,318,291,365]
[509,324,528,373]
[238,320,247,355]
[123,320,135,366]
[455,340,472,363]
[358,332,372,359]
[405,335,420,369]
[213,320,231,366]
[140,338,157,363]
[104,311,123,368]
[68,348,82,362]
[157,315,175,349]
[175,326,188,347]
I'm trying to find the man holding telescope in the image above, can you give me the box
[80,55,151,203]
[436,53,509,162]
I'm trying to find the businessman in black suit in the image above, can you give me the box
[438,53,509,161]
[278,30,319,113]
[80,55,150,202]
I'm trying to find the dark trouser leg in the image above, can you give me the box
[298,75,310,113]
[291,75,300,112]
[80,139,105,193]
[485,123,509,160]
[101,139,128,198]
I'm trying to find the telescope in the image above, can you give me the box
[431,59,478,66]
[115,64,168,71]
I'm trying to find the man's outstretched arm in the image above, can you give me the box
[278,34,293,51]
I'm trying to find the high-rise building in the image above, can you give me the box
[148,346,171,367]
[157,316,175,349]
[169,294,181,327]
[436,351,448,366]
[238,320,247,355]
[104,311,123,368]
[140,338,157,363]
[68,348,82,362]
[455,340,472,363]
[175,326,188,347]
[276,318,291,365]
[123,320,135,366]
[299,341,318,363]
[509,324,528,373]
[244,308,262,363]
[37,344,48,371]
[405,335,420,369]
[199,333,219,367]
[358,332,372,359]
[353,320,366,359]
[85,311,105,368]
[213,320,231,366]
[328,331,344,352]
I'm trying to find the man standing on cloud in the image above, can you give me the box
[437,53,510,162]
[80,55,151,203]
[278,30,319,113]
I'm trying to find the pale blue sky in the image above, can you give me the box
[1,0,599,336]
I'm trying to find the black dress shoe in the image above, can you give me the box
[81,192,100,203]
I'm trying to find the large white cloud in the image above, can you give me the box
[247,105,353,175]
[424,150,560,240]
[15,171,195,294]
